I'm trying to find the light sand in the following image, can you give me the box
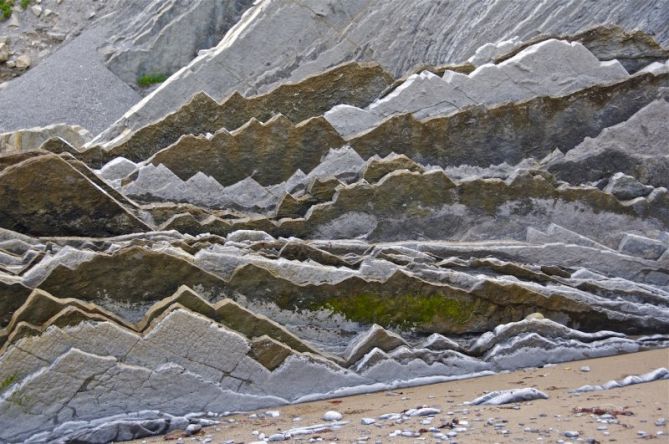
[131,349,669,443]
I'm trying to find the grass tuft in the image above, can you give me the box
[0,0,30,20]
[0,0,13,20]
[137,73,169,88]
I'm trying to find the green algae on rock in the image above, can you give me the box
[323,293,478,332]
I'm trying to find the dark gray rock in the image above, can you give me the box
[548,96,669,187]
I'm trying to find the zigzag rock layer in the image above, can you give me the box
[0,2,668,442]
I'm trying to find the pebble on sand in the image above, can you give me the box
[185,423,202,435]
[323,411,343,421]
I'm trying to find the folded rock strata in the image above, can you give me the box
[114,72,669,211]
[122,146,364,213]
[1,229,662,337]
[0,153,149,237]
[1,5,668,441]
[0,292,663,442]
[345,72,669,168]
[148,115,345,186]
[36,246,228,317]
[326,39,630,137]
[490,26,669,73]
[0,124,91,155]
[292,169,669,244]
[548,96,669,187]
[81,62,392,166]
[93,0,669,144]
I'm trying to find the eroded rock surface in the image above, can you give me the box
[102,0,256,86]
[0,153,149,237]
[1,4,668,442]
[94,0,669,143]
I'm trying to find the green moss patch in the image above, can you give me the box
[0,374,17,392]
[323,293,476,330]
[0,0,12,19]
[0,0,30,19]
[137,73,169,88]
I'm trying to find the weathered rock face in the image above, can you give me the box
[0,285,663,441]
[37,246,228,315]
[490,26,669,73]
[326,39,630,137]
[1,3,668,442]
[0,280,31,329]
[1,229,662,338]
[347,72,669,168]
[0,153,149,237]
[115,144,366,212]
[0,0,259,134]
[102,0,256,85]
[0,223,666,441]
[0,124,90,155]
[548,96,669,187]
[295,169,669,244]
[123,165,285,211]
[149,115,345,186]
[93,0,669,144]
[85,62,392,166]
[362,153,425,183]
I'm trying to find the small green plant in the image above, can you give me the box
[0,0,13,20]
[0,0,28,20]
[0,374,17,392]
[137,73,169,88]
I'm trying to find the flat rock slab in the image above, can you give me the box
[0,24,141,134]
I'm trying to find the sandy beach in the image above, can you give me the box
[130,348,669,444]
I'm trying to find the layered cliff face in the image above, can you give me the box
[101,0,256,85]
[0,1,668,442]
[0,0,257,134]
[91,0,669,145]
